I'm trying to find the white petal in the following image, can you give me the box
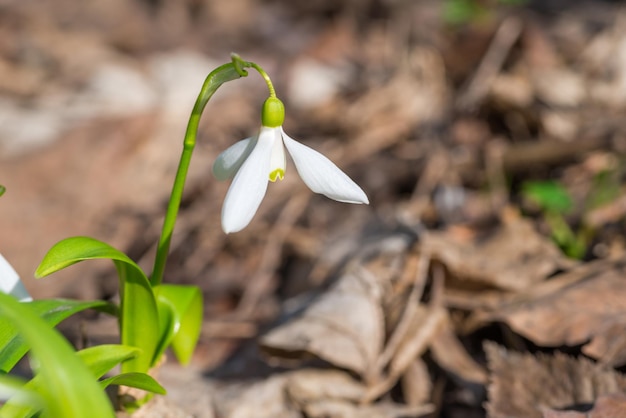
[0,254,31,302]
[221,128,275,233]
[212,137,257,181]
[282,131,369,204]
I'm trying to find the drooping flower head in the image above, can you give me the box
[213,96,368,233]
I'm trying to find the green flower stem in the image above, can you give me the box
[0,185,5,197]
[151,55,277,286]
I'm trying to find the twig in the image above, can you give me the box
[456,16,524,112]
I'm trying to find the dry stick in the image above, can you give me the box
[235,192,312,317]
[456,16,524,112]
[360,250,433,404]
[376,250,431,371]
[485,139,510,213]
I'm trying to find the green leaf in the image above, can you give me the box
[1,344,139,418]
[154,297,176,365]
[586,170,621,210]
[0,299,113,373]
[155,285,203,365]
[522,181,573,214]
[35,236,159,373]
[0,373,43,409]
[77,344,140,378]
[100,372,166,395]
[0,293,115,418]
[0,185,5,197]
[443,0,485,24]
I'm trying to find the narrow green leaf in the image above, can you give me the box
[35,236,160,373]
[1,344,139,418]
[77,345,140,378]
[153,298,176,365]
[156,285,203,365]
[0,299,113,373]
[36,236,142,279]
[0,374,43,409]
[100,372,166,395]
[0,293,115,418]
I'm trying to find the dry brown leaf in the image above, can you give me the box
[301,400,434,418]
[485,342,626,418]
[429,313,487,385]
[389,306,446,379]
[582,323,626,367]
[213,374,300,418]
[423,216,572,291]
[286,369,366,405]
[261,266,385,379]
[401,359,432,407]
[542,393,626,418]
[491,259,626,365]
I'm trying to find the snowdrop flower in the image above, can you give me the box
[213,97,368,233]
[0,253,31,302]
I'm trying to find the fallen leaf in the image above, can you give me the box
[542,393,626,418]
[261,266,385,379]
[423,216,573,291]
[286,369,366,405]
[213,374,300,418]
[429,313,487,385]
[485,342,626,418]
[301,399,434,418]
[491,259,626,365]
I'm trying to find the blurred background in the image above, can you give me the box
[2,0,626,416]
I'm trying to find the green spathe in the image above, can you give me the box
[261,97,285,128]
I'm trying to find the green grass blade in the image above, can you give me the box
[99,372,166,395]
[35,236,160,373]
[77,345,140,378]
[1,344,139,418]
[0,374,44,410]
[0,293,115,418]
[0,299,113,373]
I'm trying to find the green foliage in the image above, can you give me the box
[521,179,602,260]
[443,0,528,25]
[0,185,5,197]
[1,343,166,417]
[522,181,573,214]
[586,170,621,211]
[100,373,166,394]
[0,293,115,418]
[36,237,160,373]
[156,285,203,366]
[0,299,113,373]
[0,374,43,412]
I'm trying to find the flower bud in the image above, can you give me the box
[261,97,285,128]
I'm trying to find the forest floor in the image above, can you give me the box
[2,0,626,417]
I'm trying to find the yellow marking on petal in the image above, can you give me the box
[269,169,285,182]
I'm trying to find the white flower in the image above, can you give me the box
[213,98,368,233]
[0,253,32,302]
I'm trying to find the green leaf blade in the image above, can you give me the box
[156,285,203,365]
[100,372,166,395]
[35,237,160,373]
[0,299,113,373]
[0,293,115,418]
[77,344,140,379]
